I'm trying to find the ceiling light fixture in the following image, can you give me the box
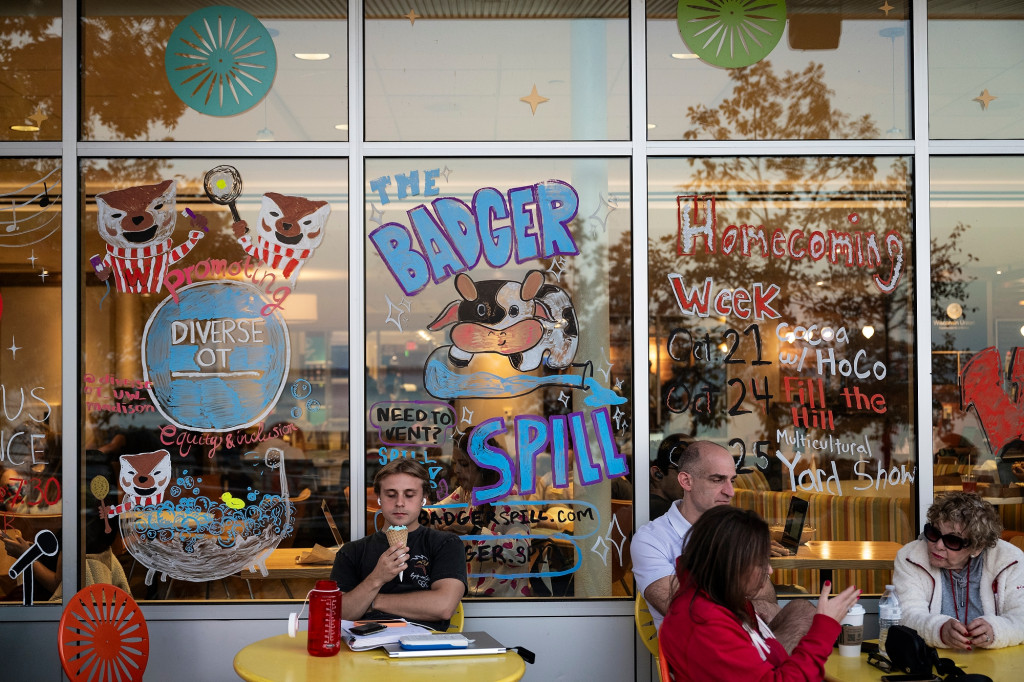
[647,123,656,129]
[671,53,699,60]
[294,53,330,60]
[10,124,39,132]
[334,123,348,130]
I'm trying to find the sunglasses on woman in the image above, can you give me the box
[923,522,970,551]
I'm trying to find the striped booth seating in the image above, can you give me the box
[999,504,1024,536]
[733,489,913,594]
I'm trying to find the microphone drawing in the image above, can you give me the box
[7,529,59,606]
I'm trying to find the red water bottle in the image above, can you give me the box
[307,580,341,656]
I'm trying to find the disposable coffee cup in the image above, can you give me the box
[838,603,865,657]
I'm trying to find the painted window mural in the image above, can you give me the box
[648,154,915,595]
[930,157,1024,511]
[0,158,63,605]
[365,158,634,598]
[80,158,348,600]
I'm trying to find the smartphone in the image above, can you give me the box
[350,622,387,636]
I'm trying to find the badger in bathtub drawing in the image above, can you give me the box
[233,192,330,283]
[427,270,579,371]
[100,449,173,523]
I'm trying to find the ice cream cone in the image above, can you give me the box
[386,525,408,581]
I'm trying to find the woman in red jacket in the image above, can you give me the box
[660,506,860,681]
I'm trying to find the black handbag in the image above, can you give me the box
[886,625,939,675]
[886,624,993,682]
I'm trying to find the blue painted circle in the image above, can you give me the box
[142,280,290,432]
[165,6,277,116]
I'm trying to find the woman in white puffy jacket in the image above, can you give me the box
[893,492,1024,650]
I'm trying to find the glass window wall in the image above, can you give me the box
[930,157,1024,535]
[79,157,347,601]
[0,2,62,142]
[364,156,634,598]
[647,0,911,140]
[364,1,630,141]
[648,154,915,594]
[81,1,348,142]
[929,2,1024,139]
[0,157,63,605]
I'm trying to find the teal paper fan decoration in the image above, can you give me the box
[165,5,277,116]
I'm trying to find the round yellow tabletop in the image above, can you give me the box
[234,633,526,682]
[825,642,1024,681]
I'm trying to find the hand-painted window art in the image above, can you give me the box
[676,0,787,69]
[960,346,1024,456]
[141,279,290,432]
[369,172,630,502]
[164,5,277,116]
[90,180,206,294]
[97,448,294,584]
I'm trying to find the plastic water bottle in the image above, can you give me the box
[307,580,342,656]
[878,584,902,655]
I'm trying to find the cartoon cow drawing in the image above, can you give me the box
[427,270,579,372]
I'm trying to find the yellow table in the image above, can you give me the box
[825,642,1024,681]
[234,632,526,682]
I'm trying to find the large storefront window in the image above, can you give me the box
[646,1,911,140]
[364,157,634,598]
[930,157,1024,535]
[79,157,347,601]
[0,158,63,604]
[0,1,62,142]
[648,154,915,594]
[929,3,1024,139]
[81,1,348,142]
[364,2,629,141]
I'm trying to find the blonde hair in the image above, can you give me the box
[927,492,1002,550]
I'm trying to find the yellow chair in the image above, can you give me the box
[443,601,465,633]
[635,593,659,660]
[657,630,674,681]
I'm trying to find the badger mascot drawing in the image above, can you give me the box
[92,180,205,293]
[233,192,331,284]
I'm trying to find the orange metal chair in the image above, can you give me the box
[58,584,149,682]
[657,631,674,682]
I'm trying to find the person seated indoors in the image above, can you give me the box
[660,506,861,681]
[433,436,533,598]
[330,458,466,631]
[893,491,1024,650]
[631,440,815,652]
[649,434,689,519]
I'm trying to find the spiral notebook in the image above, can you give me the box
[382,631,507,658]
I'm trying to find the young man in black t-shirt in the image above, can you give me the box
[331,458,466,631]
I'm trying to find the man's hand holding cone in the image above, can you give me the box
[385,525,408,581]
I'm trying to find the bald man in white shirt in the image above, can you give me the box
[630,440,815,652]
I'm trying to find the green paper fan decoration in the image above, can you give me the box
[677,0,787,69]
[165,5,277,116]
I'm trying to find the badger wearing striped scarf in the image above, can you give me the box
[93,180,205,294]
[101,449,172,520]
[232,192,330,284]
